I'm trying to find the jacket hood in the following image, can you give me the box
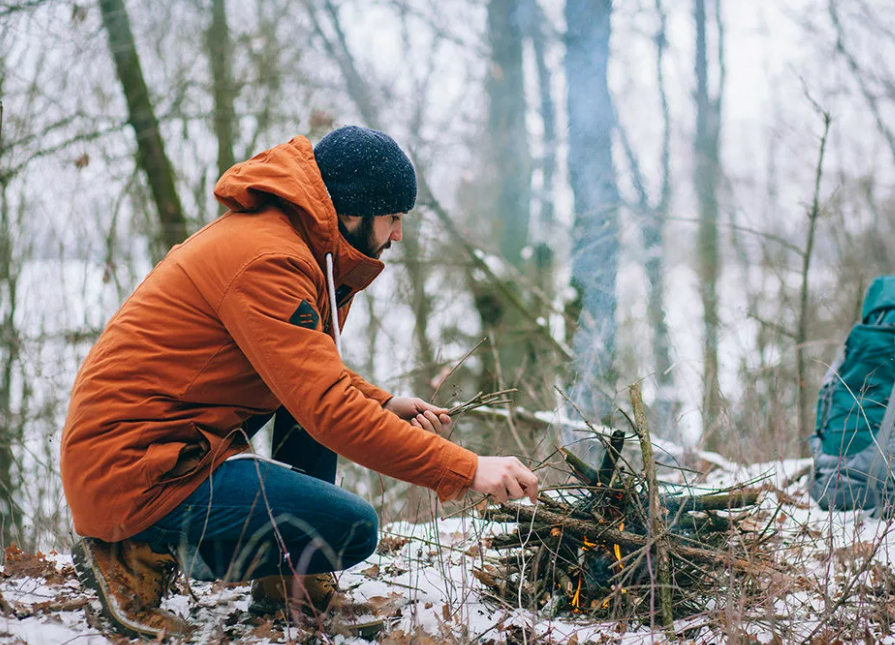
[213,136,384,285]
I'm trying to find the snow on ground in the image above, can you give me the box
[3,454,895,644]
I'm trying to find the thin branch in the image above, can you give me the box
[431,337,487,402]
[795,100,831,455]
[0,0,51,19]
[631,382,674,635]
[828,0,895,166]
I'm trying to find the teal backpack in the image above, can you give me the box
[815,276,895,456]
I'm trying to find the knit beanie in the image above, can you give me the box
[313,126,417,217]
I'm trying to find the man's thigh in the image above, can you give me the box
[134,458,378,577]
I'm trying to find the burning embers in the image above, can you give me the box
[474,388,780,624]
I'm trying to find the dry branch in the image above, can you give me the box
[477,394,782,624]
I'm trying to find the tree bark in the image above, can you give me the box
[207,0,236,181]
[487,0,532,270]
[480,0,534,404]
[693,0,724,450]
[0,179,23,549]
[98,0,187,253]
[565,0,619,421]
[645,0,675,435]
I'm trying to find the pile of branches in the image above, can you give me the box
[474,384,784,631]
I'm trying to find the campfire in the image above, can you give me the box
[472,384,783,629]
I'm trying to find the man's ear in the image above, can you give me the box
[338,213,362,232]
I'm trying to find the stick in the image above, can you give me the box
[431,337,487,402]
[631,382,674,635]
[598,428,626,485]
[560,447,601,486]
[496,502,781,577]
[447,389,517,418]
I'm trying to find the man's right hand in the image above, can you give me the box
[470,456,539,504]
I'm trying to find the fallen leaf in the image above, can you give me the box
[3,544,73,584]
[377,535,410,556]
[361,564,380,579]
[367,592,404,617]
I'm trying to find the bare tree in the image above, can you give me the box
[98,0,187,255]
[693,0,725,450]
[617,0,676,435]
[207,0,237,181]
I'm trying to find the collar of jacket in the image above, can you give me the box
[213,135,385,293]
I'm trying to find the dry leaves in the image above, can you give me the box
[377,535,410,555]
[2,545,74,585]
[360,564,380,579]
[381,627,443,645]
[367,591,404,618]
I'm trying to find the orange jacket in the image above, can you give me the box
[61,136,478,541]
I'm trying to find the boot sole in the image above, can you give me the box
[247,597,385,640]
[350,617,386,640]
[72,539,166,641]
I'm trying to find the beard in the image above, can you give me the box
[338,216,391,259]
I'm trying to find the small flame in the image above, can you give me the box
[570,573,583,611]
[613,523,624,567]
[581,535,597,550]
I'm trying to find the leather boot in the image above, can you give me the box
[249,573,384,639]
[249,573,335,616]
[73,537,191,640]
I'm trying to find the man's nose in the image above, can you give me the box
[391,221,403,242]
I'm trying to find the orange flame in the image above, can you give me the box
[570,573,583,611]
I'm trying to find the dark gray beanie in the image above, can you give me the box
[313,125,417,217]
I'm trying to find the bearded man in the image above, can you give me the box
[61,126,539,639]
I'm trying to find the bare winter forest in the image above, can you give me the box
[2,0,895,643]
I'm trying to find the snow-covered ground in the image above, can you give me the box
[3,454,895,644]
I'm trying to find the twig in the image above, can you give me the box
[447,389,517,418]
[631,382,674,636]
[431,337,487,402]
[795,100,831,457]
[495,502,780,576]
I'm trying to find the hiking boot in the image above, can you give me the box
[73,537,190,640]
[249,573,336,616]
[249,573,384,639]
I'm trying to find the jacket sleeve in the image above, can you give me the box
[217,253,477,501]
[344,368,393,406]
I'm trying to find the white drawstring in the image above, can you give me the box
[325,252,342,356]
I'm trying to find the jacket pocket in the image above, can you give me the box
[143,428,211,489]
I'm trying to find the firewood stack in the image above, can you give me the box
[473,384,782,628]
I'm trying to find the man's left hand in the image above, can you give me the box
[383,397,452,435]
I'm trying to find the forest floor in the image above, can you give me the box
[2,451,895,644]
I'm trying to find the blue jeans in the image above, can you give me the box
[132,409,378,581]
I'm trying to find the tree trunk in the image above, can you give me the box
[487,0,532,269]
[0,179,23,550]
[693,0,725,450]
[529,0,556,234]
[565,0,619,422]
[645,0,675,435]
[98,0,187,254]
[479,0,535,405]
[207,0,237,182]
[402,216,437,398]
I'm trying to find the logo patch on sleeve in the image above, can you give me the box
[289,300,320,330]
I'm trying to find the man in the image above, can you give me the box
[61,126,539,639]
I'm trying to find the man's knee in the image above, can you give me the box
[345,500,378,563]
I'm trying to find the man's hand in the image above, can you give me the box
[383,397,452,435]
[471,456,539,504]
